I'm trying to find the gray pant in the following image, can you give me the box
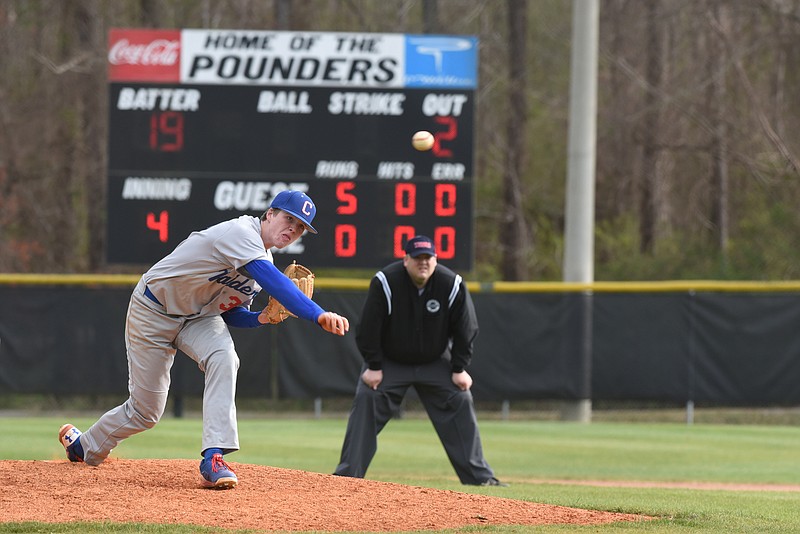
[334,358,496,485]
[80,280,240,465]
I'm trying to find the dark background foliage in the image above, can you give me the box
[2,0,800,281]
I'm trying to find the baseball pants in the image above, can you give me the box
[334,358,496,485]
[79,279,240,465]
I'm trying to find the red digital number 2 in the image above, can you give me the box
[432,116,457,158]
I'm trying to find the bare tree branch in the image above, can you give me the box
[706,9,800,175]
[31,50,95,74]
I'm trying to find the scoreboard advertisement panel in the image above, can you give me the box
[106,28,477,269]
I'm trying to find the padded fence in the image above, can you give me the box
[2,276,800,405]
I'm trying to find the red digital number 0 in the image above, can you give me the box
[434,227,456,259]
[394,226,416,258]
[435,183,457,217]
[395,183,416,216]
[335,224,357,257]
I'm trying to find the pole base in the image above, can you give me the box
[560,399,592,422]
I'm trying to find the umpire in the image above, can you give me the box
[333,236,505,486]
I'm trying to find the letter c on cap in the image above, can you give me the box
[302,200,313,216]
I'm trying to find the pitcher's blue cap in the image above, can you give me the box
[270,190,318,234]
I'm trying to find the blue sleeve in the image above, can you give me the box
[221,306,262,328]
[245,259,325,323]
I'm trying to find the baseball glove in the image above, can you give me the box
[263,261,315,324]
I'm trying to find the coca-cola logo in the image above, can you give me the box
[108,38,180,66]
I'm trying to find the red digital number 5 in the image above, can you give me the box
[335,182,358,257]
[336,181,357,214]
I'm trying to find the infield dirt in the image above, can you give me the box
[2,458,647,531]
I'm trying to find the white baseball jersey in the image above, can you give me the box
[143,215,270,317]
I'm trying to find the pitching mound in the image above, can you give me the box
[3,459,646,531]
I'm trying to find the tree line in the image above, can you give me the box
[1,0,799,281]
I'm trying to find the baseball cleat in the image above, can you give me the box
[58,424,84,463]
[200,453,238,489]
[480,477,509,487]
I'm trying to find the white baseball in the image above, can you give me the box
[412,130,434,151]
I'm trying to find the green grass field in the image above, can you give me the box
[3,413,799,533]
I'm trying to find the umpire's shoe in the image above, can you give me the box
[480,477,509,487]
[58,424,85,463]
[200,452,238,489]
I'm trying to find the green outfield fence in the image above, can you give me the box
[2,274,800,410]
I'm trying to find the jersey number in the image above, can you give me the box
[220,296,243,311]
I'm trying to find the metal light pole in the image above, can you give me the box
[561,0,599,422]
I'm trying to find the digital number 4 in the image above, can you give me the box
[146,211,169,242]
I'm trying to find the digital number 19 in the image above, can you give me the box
[149,111,184,152]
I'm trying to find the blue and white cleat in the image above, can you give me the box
[200,453,238,489]
[58,424,84,463]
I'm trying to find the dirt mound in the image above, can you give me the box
[2,459,646,531]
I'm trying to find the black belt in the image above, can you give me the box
[144,286,162,306]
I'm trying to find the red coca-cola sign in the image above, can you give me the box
[108,28,181,82]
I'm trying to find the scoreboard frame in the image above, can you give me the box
[106,28,477,269]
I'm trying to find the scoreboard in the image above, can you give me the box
[106,29,477,269]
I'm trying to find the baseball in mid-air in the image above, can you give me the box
[412,130,435,151]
